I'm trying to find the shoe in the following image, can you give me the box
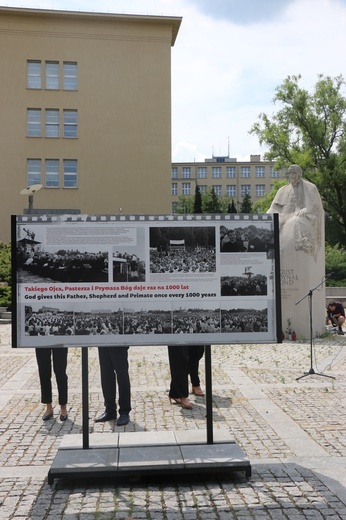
[338,329,344,335]
[169,396,193,410]
[192,386,205,396]
[117,414,130,426]
[42,412,53,421]
[95,411,116,423]
[60,414,68,421]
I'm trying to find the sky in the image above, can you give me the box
[4,0,346,162]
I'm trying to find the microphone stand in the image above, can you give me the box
[295,277,335,381]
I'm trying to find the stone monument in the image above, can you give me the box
[267,164,326,339]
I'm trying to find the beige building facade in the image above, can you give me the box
[0,7,181,242]
[171,155,285,212]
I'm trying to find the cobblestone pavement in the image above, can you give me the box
[1,323,346,519]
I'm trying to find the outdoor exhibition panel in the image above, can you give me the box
[12,213,281,348]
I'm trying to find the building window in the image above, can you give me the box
[45,159,60,188]
[63,110,78,138]
[197,167,207,178]
[171,183,178,195]
[45,62,59,89]
[213,185,222,196]
[226,167,236,178]
[241,185,251,196]
[182,167,191,179]
[45,109,59,137]
[63,159,77,188]
[27,109,41,137]
[241,167,250,178]
[198,185,207,194]
[255,184,266,197]
[27,159,41,185]
[63,62,78,90]
[226,185,236,197]
[212,167,222,178]
[182,182,191,195]
[172,202,178,213]
[255,166,265,178]
[270,166,280,178]
[171,167,178,179]
[27,61,41,89]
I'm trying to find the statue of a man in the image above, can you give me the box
[267,164,323,260]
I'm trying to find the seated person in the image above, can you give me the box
[327,301,345,335]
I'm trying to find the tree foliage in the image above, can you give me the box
[193,186,203,213]
[325,244,346,286]
[0,242,11,308]
[252,180,287,214]
[202,187,222,213]
[227,199,237,213]
[250,74,346,244]
[239,193,253,213]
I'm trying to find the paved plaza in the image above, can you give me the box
[0,323,346,519]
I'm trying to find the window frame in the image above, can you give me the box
[27,61,41,89]
[27,159,42,186]
[45,61,60,90]
[45,159,60,188]
[63,159,78,188]
[27,109,42,137]
[45,109,60,138]
[63,62,78,91]
[63,109,78,138]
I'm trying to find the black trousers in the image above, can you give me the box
[35,348,68,405]
[98,347,131,416]
[168,345,204,398]
[188,345,205,387]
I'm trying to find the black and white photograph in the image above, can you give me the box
[220,264,268,296]
[149,226,216,274]
[123,302,172,334]
[172,302,220,334]
[221,302,268,333]
[112,227,146,282]
[17,226,109,284]
[220,223,274,257]
[24,303,125,337]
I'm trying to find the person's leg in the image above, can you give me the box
[109,347,131,416]
[98,347,117,415]
[338,315,345,334]
[35,348,53,418]
[188,345,204,387]
[52,348,68,417]
[168,345,191,408]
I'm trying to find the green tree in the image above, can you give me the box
[202,188,222,213]
[227,199,237,213]
[239,193,253,213]
[193,186,203,213]
[252,180,287,214]
[175,195,194,214]
[250,74,346,244]
[325,244,346,286]
[0,242,11,284]
[0,242,11,308]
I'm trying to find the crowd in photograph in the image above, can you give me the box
[173,310,221,334]
[18,246,108,283]
[221,309,268,332]
[123,312,172,334]
[221,275,267,296]
[150,247,216,274]
[25,310,124,336]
